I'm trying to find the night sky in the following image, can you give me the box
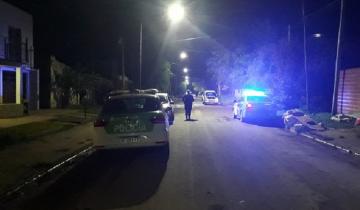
[4,0,360,90]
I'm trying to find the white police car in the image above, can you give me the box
[202,90,219,105]
[93,94,169,149]
[238,89,277,121]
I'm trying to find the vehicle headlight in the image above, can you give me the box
[162,104,169,109]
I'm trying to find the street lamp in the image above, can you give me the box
[167,3,186,94]
[167,2,185,24]
[313,33,322,38]
[183,67,188,73]
[180,51,188,60]
[139,3,186,89]
[185,75,189,80]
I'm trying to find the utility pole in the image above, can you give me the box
[118,38,126,89]
[331,0,345,115]
[288,24,291,43]
[139,24,143,89]
[121,41,125,89]
[170,63,177,96]
[302,0,309,110]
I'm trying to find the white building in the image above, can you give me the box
[0,0,38,117]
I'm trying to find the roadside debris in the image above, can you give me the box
[283,109,325,133]
[331,114,353,122]
[356,118,360,126]
[348,113,360,126]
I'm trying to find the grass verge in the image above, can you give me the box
[0,121,74,150]
[67,105,100,115]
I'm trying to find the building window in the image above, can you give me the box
[8,26,22,63]
[3,71,16,103]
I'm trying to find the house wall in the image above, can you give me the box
[0,0,34,67]
[0,1,37,117]
[337,68,360,114]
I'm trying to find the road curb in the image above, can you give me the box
[300,133,360,157]
[1,145,94,202]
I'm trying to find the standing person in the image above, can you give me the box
[233,99,240,119]
[182,90,194,120]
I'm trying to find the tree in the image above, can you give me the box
[206,39,305,108]
[157,61,172,92]
[52,66,75,108]
[150,61,172,92]
[206,48,232,98]
[52,66,114,107]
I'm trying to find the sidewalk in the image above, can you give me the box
[0,109,95,128]
[308,127,360,154]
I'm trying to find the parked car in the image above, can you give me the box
[156,92,175,125]
[202,90,219,105]
[105,90,131,100]
[238,94,277,121]
[106,89,159,100]
[93,94,170,150]
[134,89,159,95]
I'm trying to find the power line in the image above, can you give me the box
[289,0,340,27]
[305,0,340,18]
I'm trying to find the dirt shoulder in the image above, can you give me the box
[0,109,98,196]
[0,123,95,196]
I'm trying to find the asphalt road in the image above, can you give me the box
[12,101,360,210]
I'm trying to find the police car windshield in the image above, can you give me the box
[102,97,160,114]
[206,92,217,97]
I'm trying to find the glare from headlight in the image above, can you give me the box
[162,104,169,109]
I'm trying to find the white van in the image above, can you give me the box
[202,90,219,105]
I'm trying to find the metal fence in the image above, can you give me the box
[337,68,360,114]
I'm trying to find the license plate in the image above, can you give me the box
[118,136,148,144]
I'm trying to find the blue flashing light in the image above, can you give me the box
[243,89,266,97]
[1,66,16,72]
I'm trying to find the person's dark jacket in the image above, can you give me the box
[182,94,194,110]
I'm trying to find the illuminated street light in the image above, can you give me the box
[180,51,188,60]
[313,33,322,38]
[185,75,189,80]
[183,68,188,73]
[167,3,185,23]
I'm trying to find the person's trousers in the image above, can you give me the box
[185,105,192,117]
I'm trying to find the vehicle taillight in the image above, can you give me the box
[94,119,107,127]
[150,115,166,124]
[246,103,253,108]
